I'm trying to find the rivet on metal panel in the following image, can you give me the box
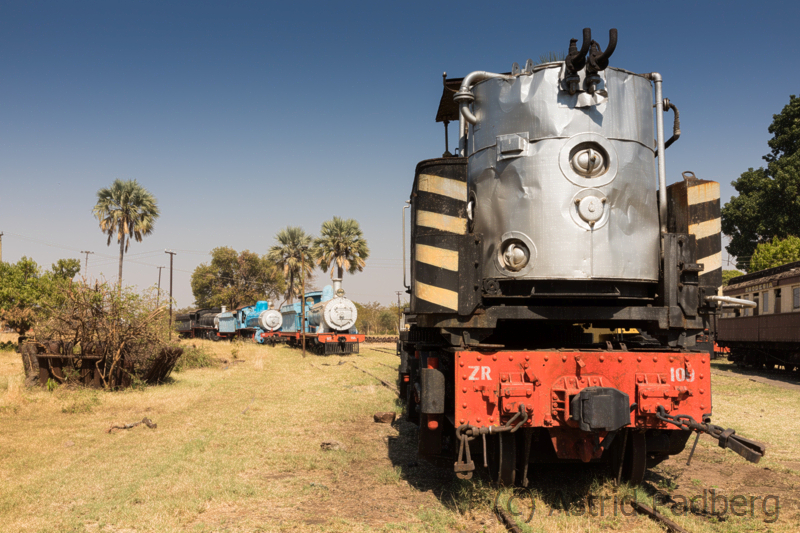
[462,375,467,380]
[700,404,705,410]
[700,389,704,394]
[509,355,514,361]
[462,403,468,408]
[477,355,482,361]
[653,356,658,362]
[493,355,498,361]
[552,410,558,416]
[669,356,675,363]
[562,355,567,362]
[545,356,549,361]
[637,356,642,362]
[699,374,704,379]
[459,361,464,367]
[637,375,644,383]
[618,356,623,362]
[462,387,467,393]
[477,417,481,423]
[600,356,605,362]
[701,359,706,364]
[460,419,465,424]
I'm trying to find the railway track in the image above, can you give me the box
[363,336,398,343]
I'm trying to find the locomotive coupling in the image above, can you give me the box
[454,405,529,479]
[655,406,766,463]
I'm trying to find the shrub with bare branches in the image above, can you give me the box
[34,280,180,388]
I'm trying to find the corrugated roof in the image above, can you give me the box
[726,262,800,291]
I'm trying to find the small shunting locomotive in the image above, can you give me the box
[398,28,764,485]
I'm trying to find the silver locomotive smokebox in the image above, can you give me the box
[468,66,659,282]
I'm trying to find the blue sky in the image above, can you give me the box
[1,1,798,306]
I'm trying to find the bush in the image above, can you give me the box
[174,344,214,372]
[35,281,176,388]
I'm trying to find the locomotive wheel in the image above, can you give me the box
[622,431,647,485]
[498,432,516,486]
[487,432,517,486]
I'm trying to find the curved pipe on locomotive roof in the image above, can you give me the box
[455,71,512,154]
[591,28,618,70]
[706,296,758,308]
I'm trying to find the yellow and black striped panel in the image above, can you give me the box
[412,159,468,237]
[667,175,722,289]
[410,158,468,314]
[413,235,461,313]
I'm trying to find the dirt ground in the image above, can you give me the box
[1,341,799,532]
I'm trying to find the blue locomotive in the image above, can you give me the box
[263,279,364,354]
[175,301,281,341]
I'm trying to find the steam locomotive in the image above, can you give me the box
[260,279,365,355]
[175,301,281,341]
[176,279,363,354]
[398,28,764,485]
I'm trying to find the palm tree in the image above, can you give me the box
[312,217,370,279]
[92,179,160,287]
[267,226,314,305]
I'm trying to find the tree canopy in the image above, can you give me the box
[721,269,745,287]
[190,247,284,310]
[722,95,800,270]
[0,257,70,335]
[92,179,160,286]
[267,227,315,305]
[749,236,800,272]
[313,216,370,280]
[51,258,81,280]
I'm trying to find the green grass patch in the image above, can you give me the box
[173,343,214,372]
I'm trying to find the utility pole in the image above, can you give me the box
[395,291,403,307]
[156,266,164,308]
[300,247,307,358]
[165,250,176,338]
[0,232,4,263]
[80,250,94,279]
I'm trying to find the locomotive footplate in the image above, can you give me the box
[455,350,711,431]
[446,349,765,482]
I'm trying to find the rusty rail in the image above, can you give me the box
[631,501,692,533]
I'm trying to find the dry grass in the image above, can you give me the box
[1,342,798,532]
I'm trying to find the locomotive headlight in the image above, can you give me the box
[495,232,537,277]
[570,143,609,178]
[500,241,530,272]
